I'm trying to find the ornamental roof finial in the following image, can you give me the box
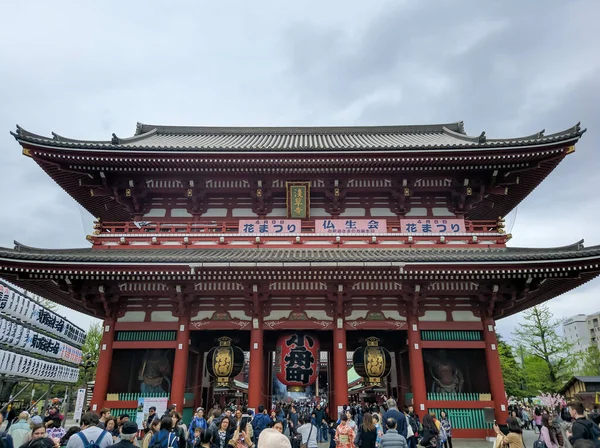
[111,133,119,144]
[478,131,486,144]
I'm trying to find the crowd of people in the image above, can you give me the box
[491,402,600,448]
[2,399,600,448]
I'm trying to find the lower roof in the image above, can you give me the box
[3,240,600,265]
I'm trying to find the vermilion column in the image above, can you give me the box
[407,315,427,417]
[248,322,264,409]
[483,318,508,424]
[193,352,204,409]
[171,315,191,410]
[395,351,403,406]
[90,318,115,412]
[333,322,348,417]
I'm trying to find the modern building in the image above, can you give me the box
[563,314,591,353]
[1,121,599,438]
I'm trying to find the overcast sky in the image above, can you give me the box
[1,0,599,339]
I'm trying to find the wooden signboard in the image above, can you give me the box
[286,182,310,219]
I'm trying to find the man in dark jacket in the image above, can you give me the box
[567,402,596,445]
[382,399,407,438]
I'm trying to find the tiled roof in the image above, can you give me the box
[2,240,600,264]
[11,122,585,152]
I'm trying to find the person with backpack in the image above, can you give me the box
[150,417,179,448]
[0,413,16,448]
[540,414,560,448]
[65,412,112,448]
[189,409,208,445]
[567,402,600,447]
[110,422,138,448]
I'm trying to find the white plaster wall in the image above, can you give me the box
[264,310,292,321]
[191,311,214,321]
[305,311,332,321]
[452,310,481,322]
[118,311,145,322]
[383,310,406,321]
[419,311,447,321]
[346,310,369,320]
[151,311,178,322]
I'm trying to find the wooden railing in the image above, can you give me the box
[96,219,500,235]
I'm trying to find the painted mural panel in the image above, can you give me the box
[108,349,175,394]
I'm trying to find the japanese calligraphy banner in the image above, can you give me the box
[0,317,82,364]
[0,281,85,347]
[286,182,310,219]
[0,349,80,383]
[315,219,387,233]
[400,218,465,233]
[239,219,301,234]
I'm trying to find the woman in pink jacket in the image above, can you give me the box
[540,415,560,448]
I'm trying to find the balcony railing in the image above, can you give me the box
[96,219,501,235]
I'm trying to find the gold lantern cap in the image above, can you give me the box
[218,336,232,346]
[365,336,381,347]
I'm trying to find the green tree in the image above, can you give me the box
[497,334,525,398]
[79,322,102,384]
[579,345,600,376]
[513,305,575,391]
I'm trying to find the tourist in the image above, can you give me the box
[534,408,543,434]
[46,418,66,441]
[288,407,299,433]
[269,421,284,434]
[105,417,119,442]
[382,400,406,438]
[110,422,138,448]
[8,412,30,448]
[98,409,111,430]
[189,408,208,442]
[540,414,560,448]
[171,412,188,446]
[297,417,318,448]
[418,415,439,448]
[144,408,157,433]
[354,413,377,448]
[344,412,357,432]
[256,428,291,448]
[205,416,232,448]
[439,411,452,448]
[380,418,407,448]
[0,413,15,448]
[141,419,160,448]
[493,417,524,448]
[150,417,179,448]
[66,412,113,448]
[59,427,80,448]
[372,414,383,448]
[313,405,327,444]
[334,414,355,448]
[19,425,54,448]
[521,408,531,431]
[251,406,271,444]
[229,416,254,448]
[567,402,596,445]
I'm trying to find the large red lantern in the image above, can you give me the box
[275,333,319,392]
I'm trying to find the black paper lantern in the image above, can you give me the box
[206,337,245,387]
[352,336,392,386]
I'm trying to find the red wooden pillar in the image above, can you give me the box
[248,321,264,409]
[333,321,348,417]
[193,352,204,409]
[90,318,115,412]
[171,315,191,410]
[262,349,272,409]
[407,315,426,418]
[395,351,403,405]
[483,318,508,424]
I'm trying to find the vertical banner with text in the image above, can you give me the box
[286,182,310,219]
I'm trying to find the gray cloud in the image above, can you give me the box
[0,0,599,334]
